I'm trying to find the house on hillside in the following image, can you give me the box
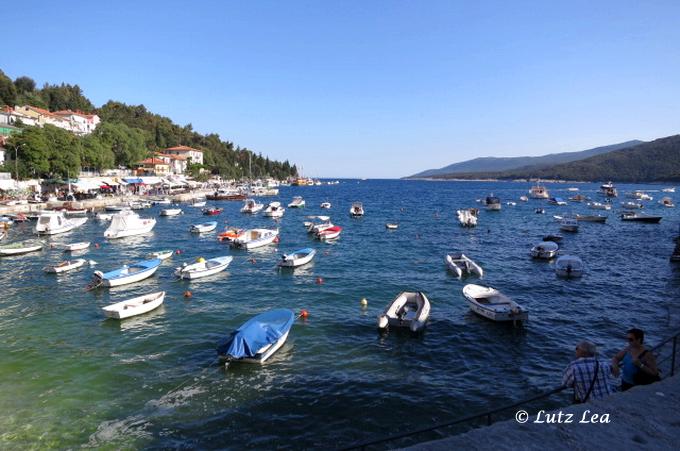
[162,145,203,165]
[53,110,101,135]
[137,158,170,176]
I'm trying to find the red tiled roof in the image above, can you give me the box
[139,158,169,165]
[164,145,203,153]
[24,105,57,117]
[53,109,97,119]
[156,153,188,161]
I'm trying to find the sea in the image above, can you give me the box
[1,179,679,449]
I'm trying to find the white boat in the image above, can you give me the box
[530,241,559,259]
[385,223,399,230]
[0,240,43,256]
[320,202,332,209]
[44,258,87,273]
[96,212,113,221]
[567,187,579,192]
[175,256,233,279]
[316,225,342,241]
[160,208,183,216]
[190,200,207,208]
[64,241,90,251]
[279,248,316,268]
[457,208,478,227]
[128,200,152,210]
[560,217,579,232]
[621,201,643,210]
[662,187,675,193]
[92,258,162,287]
[519,196,529,202]
[190,221,218,233]
[288,196,306,208]
[600,182,618,197]
[153,198,172,205]
[241,199,264,214]
[263,202,286,218]
[35,211,87,235]
[234,228,279,249]
[445,253,484,278]
[555,255,584,278]
[575,214,607,223]
[148,249,174,260]
[626,190,653,201]
[102,291,165,319]
[659,197,675,208]
[485,195,501,211]
[529,183,550,199]
[303,216,333,234]
[377,291,430,332]
[462,284,528,322]
[105,205,128,212]
[104,210,156,239]
[350,202,364,217]
[588,202,612,211]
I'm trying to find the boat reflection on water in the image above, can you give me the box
[101,304,167,334]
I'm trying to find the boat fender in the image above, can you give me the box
[377,315,388,329]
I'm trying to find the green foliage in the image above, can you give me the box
[0,69,18,106]
[92,122,151,167]
[14,76,36,93]
[40,83,94,112]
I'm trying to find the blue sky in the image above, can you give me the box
[4,1,680,178]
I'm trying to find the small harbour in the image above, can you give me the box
[1,179,679,448]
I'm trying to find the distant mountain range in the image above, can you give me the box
[408,140,643,178]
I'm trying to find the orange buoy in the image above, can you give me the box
[316,276,324,285]
[184,290,192,298]
[95,243,100,248]
[175,249,182,254]
[300,309,309,319]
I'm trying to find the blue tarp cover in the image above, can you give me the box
[123,177,144,184]
[217,309,294,359]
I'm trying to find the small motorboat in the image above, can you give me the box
[263,202,285,218]
[377,291,430,332]
[560,217,579,233]
[217,227,245,243]
[506,201,517,206]
[485,195,501,211]
[620,212,662,223]
[96,212,113,221]
[530,241,559,259]
[160,208,183,216]
[534,208,545,214]
[445,253,483,278]
[548,197,568,206]
[621,201,643,210]
[105,205,127,212]
[279,248,316,268]
[576,214,607,223]
[386,223,399,230]
[175,256,233,280]
[63,208,88,216]
[543,234,563,243]
[153,198,172,205]
[148,250,174,260]
[217,309,295,366]
[569,194,588,202]
[44,258,87,273]
[102,291,165,320]
[234,228,279,249]
[350,202,364,217]
[519,195,529,202]
[316,225,342,241]
[659,197,675,208]
[288,196,306,208]
[128,200,152,210]
[588,202,612,211]
[64,241,90,252]
[600,182,617,198]
[555,255,584,278]
[529,183,550,199]
[662,187,676,193]
[457,208,478,226]
[304,216,333,234]
[320,201,332,209]
[0,240,43,256]
[190,200,207,208]
[35,211,87,235]
[202,207,223,216]
[91,258,162,287]
[567,187,579,192]
[241,199,264,214]
[104,210,156,239]
[462,284,528,323]
[190,221,218,233]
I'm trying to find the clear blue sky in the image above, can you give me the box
[4,0,680,178]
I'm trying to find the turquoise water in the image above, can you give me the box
[1,180,679,449]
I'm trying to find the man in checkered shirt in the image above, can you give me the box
[562,341,615,402]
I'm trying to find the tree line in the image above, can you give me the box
[0,69,298,180]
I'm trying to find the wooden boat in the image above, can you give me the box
[241,199,264,214]
[160,208,183,216]
[279,248,316,268]
[104,210,156,239]
[44,258,87,273]
[217,309,295,366]
[530,241,559,259]
[555,255,584,278]
[233,228,279,249]
[288,196,306,208]
[385,223,399,230]
[445,253,483,278]
[620,212,662,223]
[576,214,607,223]
[175,256,233,279]
[190,221,218,233]
[217,228,245,242]
[147,250,174,260]
[0,240,43,256]
[350,202,364,217]
[316,225,342,241]
[202,207,223,216]
[64,241,91,251]
[102,291,165,320]
[559,217,579,232]
[462,284,528,322]
[92,258,162,287]
[377,291,430,332]
[263,202,285,218]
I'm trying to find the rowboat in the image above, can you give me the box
[202,207,223,216]
[233,228,279,249]
[445,253,483,278]
[64,241,90,251]
[147,250,174,260]
[576,214,607,223]
[102,291,165,319]
[0,240,43,256]
[190,221,218,233]
[555,255,584,278]
[377,291,430,332]
[530,241,559,259]
[462,284,528,322]
[92,258,162,287]
[175,256,233,279]
[217,228,245,242]
[279,248,316,268]
[217,309,295,366]
[44,258,87,273]
[160,208,183,216]
[317,225,342,241]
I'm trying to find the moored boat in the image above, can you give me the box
[462,284,528,322]
[529,183,549,199]
[233,228,279,249]
[555,255,584,278]
[190,221,218,233]
[202,207,223,216]
[217,227,245,242]
[190,200,207,208]
[44,258,87,273]
[576,214,607,223]
[600,181,617,197]
[559,217,579,232]
[104,210,156,239]
[206,188,247,201]
[35,211,87,235]
[485,195,501,211]
[621,201,643,210]
[377,291,430,332]
[588,202,612,211]
[263,202,285,218]
[304,216,333,234]
[659,197,675,208]
[548,197,568,206]
[288,196,306,208]
[92,258,162,287]
[350,202,364,217]
[279,248,316,268]
[543,234,563,243]
[620,212,662,223]
[241,199,264,214]
[320,201,332,209]
[385,223,399,230]
[175,256,233,279]
[445,253,483,278]
[148,249,174,260]
[0,239,43,256]
[102,291,165,320]
[160,208,183,216]
[457,208,478,226]
[530,241,559,259]
[64,241,90,251]
[316,225,342,241]
[569,194,588,202]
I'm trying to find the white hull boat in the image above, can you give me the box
[35,211,87,235]
[588,202,612,211]
[529,184,549,199]
[0,240,43,256]
[96,213,113,221]
[279,248,316,267]
[530,241,559,259]
[160,208,183,216]
[234,228,279,249]
[621,201,643,210]
[462,284,528,322]
[191,201,207,208]
[377,291,430,332]
[320,202,332,209]
[104,210,156,239]
[457,208,478,227]
[175,256,233,279]
[555,255,584,278]
[64,241,90,251]
[93,258,161,287]
[263,202,285,218]
[148,250,174,260]
[304,216,333,234]
[241,199,264,214]
[350,202,364,217]
[659,197,675,208]
[288,196,306,208]
[445,253,483,278]
[560,217,579,232]
[317,226,342,241]
[44,258,87,273]
[190,221,218,233]
[102,291,165,319]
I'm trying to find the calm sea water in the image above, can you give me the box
[1,179,679,449]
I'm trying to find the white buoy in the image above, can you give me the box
[360,298,368,307]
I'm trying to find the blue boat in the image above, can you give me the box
[217,309,295,365]
[548,197,567,206]
[93,258,162,287]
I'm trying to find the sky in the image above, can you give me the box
[3,0,680,178]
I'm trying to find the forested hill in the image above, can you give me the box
[433,135,680,182]
[0,69,298,180]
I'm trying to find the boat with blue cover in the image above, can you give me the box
[93,258,162,287]
[217,309,295,366]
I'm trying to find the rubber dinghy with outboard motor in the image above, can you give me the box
[462,284,528,322]
[217,309,295,366]
[0,239,43,256]
[189,221,218,233]
[445,253,484,278]
[102,291,165,319]
[279,248,316,268]
[377,291,430,332]
[92,258,162,287]
[174,256,233,280]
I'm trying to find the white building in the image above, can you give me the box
[162,145,204,165]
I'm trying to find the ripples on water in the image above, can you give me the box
[0,180,679,448]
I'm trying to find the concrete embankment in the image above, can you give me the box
[405,375,680,450]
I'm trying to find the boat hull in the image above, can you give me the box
[102,291,165,319]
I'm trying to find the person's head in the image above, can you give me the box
[627,328,645,346]
[575,341,597,358]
